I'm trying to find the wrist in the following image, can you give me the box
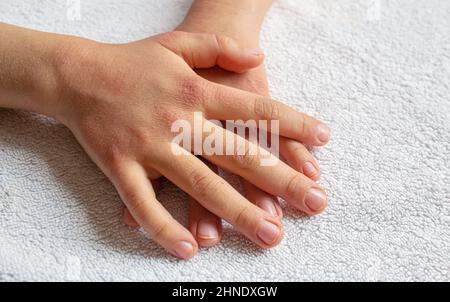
[0,25,61,118]
[0,24,92,123]
[178,0,272,48]
[49,36,104,126]
[23,35,91,121]
[0,23,100,124]
[177,19,260,48]
[31,35,71,120]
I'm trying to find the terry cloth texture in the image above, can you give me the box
[0,0,449,281]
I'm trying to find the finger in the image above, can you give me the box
[188,163,222,247]
[122,207,140,228]
[195,75,282,218]
[121,179,163,228]
[123,179,224,247]
[156,144,284,248]
[112,161,198,259]
[197,66,270,95]
[200,121,327,215]
[279,137,321,181]
[156,31,264,73]
[203,83,331,146]
[189,196,223,247]
[242,180,283,218]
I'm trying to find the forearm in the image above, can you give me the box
[178,0,273,48]
[0,23,65,118]
[0,1,273,116]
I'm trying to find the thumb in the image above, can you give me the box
[155,31,264,73]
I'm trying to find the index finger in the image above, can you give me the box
[203,83,331,146]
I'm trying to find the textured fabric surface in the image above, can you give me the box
[0,0,449,281]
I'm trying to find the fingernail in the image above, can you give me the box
[305,188,327,212]
[257,220,280,245]
[197,220,219,240]
[258,199,278,217]
[303,162,319,179]
[173,241,194,259]
[317,124,330,143]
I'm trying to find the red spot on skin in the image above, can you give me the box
[178,78,206,108]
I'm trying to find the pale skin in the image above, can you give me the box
[124,0,326,246]
[0,0,330,259]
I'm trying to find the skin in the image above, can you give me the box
[0,1,330,259]
[124,0,327,247]
[133,0,326,246]
[184,1,327,248]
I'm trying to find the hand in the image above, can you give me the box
[129,2,329,248]
[198,65,326,243]
[123,63,327,247]
[54,31,329,259]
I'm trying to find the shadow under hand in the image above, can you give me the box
[0,109,174,260]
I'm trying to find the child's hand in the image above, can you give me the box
[55,31,328,259]
[155,0,330,248]
[198,65,325,245]
[123,65,327,248]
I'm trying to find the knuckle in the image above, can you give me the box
[178,77,207,108]
[292,145,307,155]
[151,221,171,241]
[132,126,154,145]
[123,189,147,214]
[254,98,280,120]
[244,77,269,94]
[215,34,232,49]
[102,145,126,170]
[283,139,308,159]
[299,115,307,138]
[157,108,185,133]
[86,137,127,173]
[159,31,184,43]
[286,174,304,198]
[212,85,231,105]
[189,171,219,196]
[233,205,252,227]
[232,145,260,169]
[289,143,308,158]
[202,32,217,43]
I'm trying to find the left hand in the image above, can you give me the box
[123,45,328,248]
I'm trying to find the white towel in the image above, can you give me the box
[0,0,448,281]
